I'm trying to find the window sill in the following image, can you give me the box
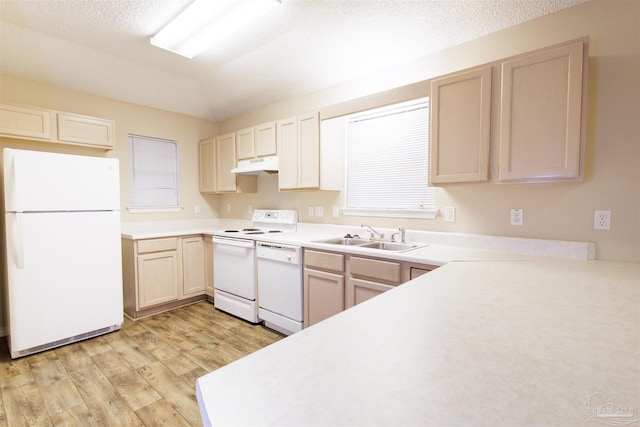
[342,208,438,219]
[127,206,184,214]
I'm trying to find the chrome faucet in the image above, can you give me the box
[391,227,406,243]
[361,224,384,240]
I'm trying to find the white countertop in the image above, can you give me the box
[120,219,595,265]
[196,259,640,426]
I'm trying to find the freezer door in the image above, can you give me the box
[3,148,120,212]
[4,211,123,355]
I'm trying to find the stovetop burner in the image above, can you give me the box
[217,210,298,237]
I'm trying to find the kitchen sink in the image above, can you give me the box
[358,241,423,252]
[313,237,372,246]
[313,237,425,252]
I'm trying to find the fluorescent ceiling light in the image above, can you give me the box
[151,0,280,59]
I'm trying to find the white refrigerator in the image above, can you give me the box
[2,148,123,359]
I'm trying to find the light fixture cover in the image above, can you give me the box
[151,0,280,59]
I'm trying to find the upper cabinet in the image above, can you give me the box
[236,121,277,161]
[0,103,115,150]
[429,66,492,184]
[429,38,586,185]
[499,41,585,182]
[198,134,257,194]
[277,112,340,191]
[278,112,320,190]
[255,121,277,157]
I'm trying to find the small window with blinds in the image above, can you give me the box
[344,98,436,218]
[128,134,181,212]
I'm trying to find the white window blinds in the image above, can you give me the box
[345,98,434,212]
[129,134,179,208]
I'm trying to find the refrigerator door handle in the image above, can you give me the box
[15,212,24,269]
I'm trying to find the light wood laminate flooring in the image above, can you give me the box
[0,301,283,426]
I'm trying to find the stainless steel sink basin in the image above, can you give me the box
[313,237,425,252]
[313,237,372,246]
[359,241,423,252]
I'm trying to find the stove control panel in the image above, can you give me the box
[252,209,298,225]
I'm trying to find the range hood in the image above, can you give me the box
[231,155,279,175]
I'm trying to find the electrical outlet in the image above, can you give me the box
[510,208,524,226]
[332,206,340,218]
[444,207,455,222]
[194,204,200,214]
[308,206,314,217]
[314,206,324,217]
[226,204,231,213]
[247,205,253,214]
[593,210,611,230]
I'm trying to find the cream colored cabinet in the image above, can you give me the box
[236,127,255,160]
[236,122,277,161]
[255,121,277,157]
[346,256,402,308]
[199,139,216,193]
[0,104,53,140]
[303,249,345,327]
[182,236,206,297]
[198,136,257,194]
[56,112,114,149]
[499,41,585,182]
[429,67,492,184]
[134,238,180,311]
[122,236,208,319]
[204,236,214,298]
[403,262,437,280]
[216,132,239,192]
[0,103,115,149]
[278,112,321,190]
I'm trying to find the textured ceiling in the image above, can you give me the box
[0,0,588,121]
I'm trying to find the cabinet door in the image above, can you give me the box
[236,127,255,160]
[277,117,298,190]
[347,278,394,308]
[199,139,216,193]
[182,237,206,297]
[499,41,584,181]
[255,121,277,157]
[297,112,320,189]
[303,268,344,327]
[57,112,115,149]
[137,251,179,309]
[430,67,491,184]
[216,133,237,192]
[204,236,214,296]
[0,104,53,140]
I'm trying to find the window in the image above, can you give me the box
[343,98,436,218]
[128,134,181,212]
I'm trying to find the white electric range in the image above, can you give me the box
[212,210,301,332]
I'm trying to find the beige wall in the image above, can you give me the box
[217,0,640,263]
[0,76,221,222]
[0,0,637,262]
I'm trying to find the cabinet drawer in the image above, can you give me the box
[350,256,402,284]
[304,250,344,273]
[137,237,178,254]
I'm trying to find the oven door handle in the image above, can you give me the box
[213,237,255,248]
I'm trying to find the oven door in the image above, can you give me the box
[213,237,256,300]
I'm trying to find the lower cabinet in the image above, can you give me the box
[122,235,208,319]
[137,250,180,308]
[303,250,345,327]
[303,248,438,326]
[346,256,402,309]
